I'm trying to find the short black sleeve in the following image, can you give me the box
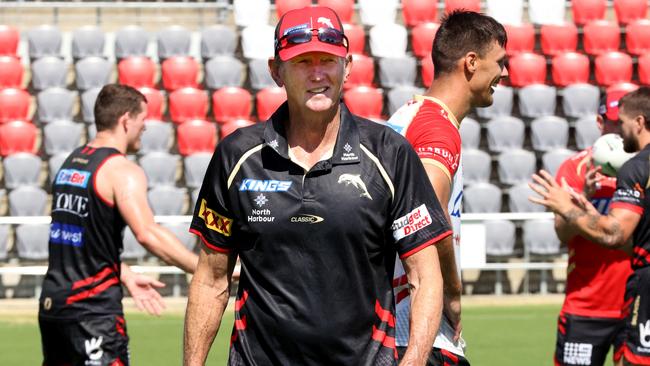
[611,157,647,215]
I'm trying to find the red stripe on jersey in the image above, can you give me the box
[65,276,120,305]
[614,343,625,362]
[230,327,237,346]
[395,288,409,304]
[235,316,247,330]
[109,359,124,366]
[623,343,650,364]
[558,322,566,335]
[115,315,126,337]
[392,274,408,288]
[375,300,396,327]
[235,290,249,311]
[440,349,459,363]
[371,326,397,358]
[610,202,644,215]
[71,266,117,290]
[399,230,452,259]
[189,228,231,253]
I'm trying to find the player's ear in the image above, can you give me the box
[464,52,478,74]
[596,115,605,133]
[117,112,130,132]
[268,57,284,87]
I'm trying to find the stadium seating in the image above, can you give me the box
[75,56,112,91]
[345,53,375,89]
[184,153,212,189]
[248,58,276,90]
[241,24,275,60]
[30,56,68,91]
[542,148,576,176]
[161,56,200,91]
[561,83,600,118]
[164,222,198,251]
[36,88,75,124]
[148,186,187,215]
[3,153,41,189]
[140,120,172,154]
[140,151,180,188]
[0,224,8,260]
[595,51,633,86]
[318,0,355,23]
[530,116,569,151]
[639,54,650,85]
[0,56,23,89]
[497,149,536,185]
[48,153,68,182]
[220,119,256,139]
[177,119,218,156]
[583,20,620,56]
[233,0,271,27]
[507,52,546,88]
[0,25,19,56]
[504,23,535,56]
[508,183,546,213]
[614,0,648,25]
[369,23,407,58]
[256,87,287,121]
[485,220,516,256]
[358,0,399,26]
[343,23,366,55]
[204,56,245,90]
[169,87,208,124]
[9,186,47,216]
[200,25,238,59]
[27,25,61,59]
[115,25,149,59]
[444,0,481,14]
[485,116,525,152]
[572,0,607,26]
[518,84,557,118]
[275,0,311,18]
[212,87,252,123]
[157,25,191,60]
[387,86,424,115]
[15,224,49,260]
[551,52,590,87]
[343,86,383,120]
[118,56,156,88]
[122,227,147,260]
[138,87,164,120]
[476,85,513,119]
[486,0,523,26]
[463,182,502,213]
[625,19,650,56]
[402,0,438,27]
[378,56,417,88]
[524,219,560,255]
[574,115,601,149]
[0,88,30,123]
[72,25,105,59]
[411,22,439,59]
[420,56,434,87]
[43,120,83,155]
[462,149,492,185]
[81,87,102,123]
[528,0,566,25]
[459,117,480,149]
[540,23,578,56]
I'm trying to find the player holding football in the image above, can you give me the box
[531,87,650,366]
[552,90,635,366]
[387,11,508,366]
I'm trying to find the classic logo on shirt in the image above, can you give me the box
[391,204,432,241]
[239,179,292,192]
[50,222,85,247]
[290,214,324,224]
[53,193,89,217]
[198,199,232,237]
[55,169,91,188]
[338,174,372,200]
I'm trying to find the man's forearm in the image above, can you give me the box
[559,208,624,249]
[554,214,577,243]
[139,225,199,273]
[436,236,461,300]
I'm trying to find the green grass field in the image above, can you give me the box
[0,303,616,365]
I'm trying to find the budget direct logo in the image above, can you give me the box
[55,169,91,188]
[240,179,292,192]
[198,199,233,237]
[391,204,433,241]
[50,222,84,247]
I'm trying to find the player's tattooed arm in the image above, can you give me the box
[558,207,626,249]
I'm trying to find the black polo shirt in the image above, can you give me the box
[190,102,451,366]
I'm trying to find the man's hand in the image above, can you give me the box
[583,163,603,199]
[123,272,166,316]
[529,170,585,216]
[443,295,462,342]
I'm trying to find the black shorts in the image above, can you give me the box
[554,312,626,366]
[397,346,470,366]
[39,314,130,366]
[622,267,650,365]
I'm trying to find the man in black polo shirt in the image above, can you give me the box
[184,6,451,366]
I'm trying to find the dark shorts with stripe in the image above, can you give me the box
[397,346,470,366]
[40,314,129,366]
[622,266,650,365]
[554,312,625,366]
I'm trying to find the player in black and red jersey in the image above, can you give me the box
[39,84,198,366]
[531,87,650,366]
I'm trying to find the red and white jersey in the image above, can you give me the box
[387,95,464,355]
[555,148,632,318]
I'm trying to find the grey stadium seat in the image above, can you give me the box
[184,152,212,189]
[459,117,481,149]
[9,186,48,216]
[147,186,186,215]
[81,87,102,123]
[486,220,516,256]
[562,83,600,118]
[37,88,76,123]
[476,85,513,119]
[115,25,149,59]
[72,25,105,59]
[157,25,191,59]
[191,188,200,211]
[542,148,576,177]
[163,222,197,251]
[530,116,569,152]
[463,182,502,213]
[497,148,536,185]
[524,219,561,255]
[201,25,238,59]
[517,84,557,118]
[248,58,276,90]
[28,25,62,59]
[575,115,601,150]
[378,56,417,88]
[462,148,492,185]
[75,56,112,91]
[31,56,68,91]
[48,153,69,183]
[205,56,245,90]
[485,116,525,152]
[0,224,9,260]
[16,224,50,260]
[139,152,180,188]
[3,153,42,189]
[122,227,147,260]
[140,120,172,154]
[508,182,546,213]
[44,120,83,155]
[387,86,424,115]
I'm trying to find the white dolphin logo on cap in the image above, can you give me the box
[317,17,334,28]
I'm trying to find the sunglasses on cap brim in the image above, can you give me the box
[275,27,349,53]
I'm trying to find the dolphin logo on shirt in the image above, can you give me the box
[338,174,372,200]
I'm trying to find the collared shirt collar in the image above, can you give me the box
[263,102,361,166]
[413,95,461,129]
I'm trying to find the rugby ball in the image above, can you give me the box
[592,133,635,177]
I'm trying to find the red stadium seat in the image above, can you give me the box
[212,87,252,124]
[318,0,355,23]
[507,52,546,88]
[138,87,164,120]
[343,23,366,55]
[551,52,590,87]
[637,54,650,85]
[169,87,208,124]
[540,23,578,56]
[256,87,287,121]
[0,56,23,89]
[176,119,217,156]
[343,86,383,120]
[402,0,438,27]
[421,56,434,88]
[614,0,648,25]
[0,25,19,56]
[626,19,650,56]
[0,120,37,157]
[583,20,620,56]
[444,0,481,13]
[161,56,199,91]
[345,53,375,90]
[572,0,607,26]
[220,119,256,139]
[276,0,312,18]
[504,23,535,57]
[411,22,439,59]
[118,56,156,88]
[0,88,30,123]
[595,51,633,87]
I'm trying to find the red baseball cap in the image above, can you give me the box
[274,6,347,61]
[600,84,639,121]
